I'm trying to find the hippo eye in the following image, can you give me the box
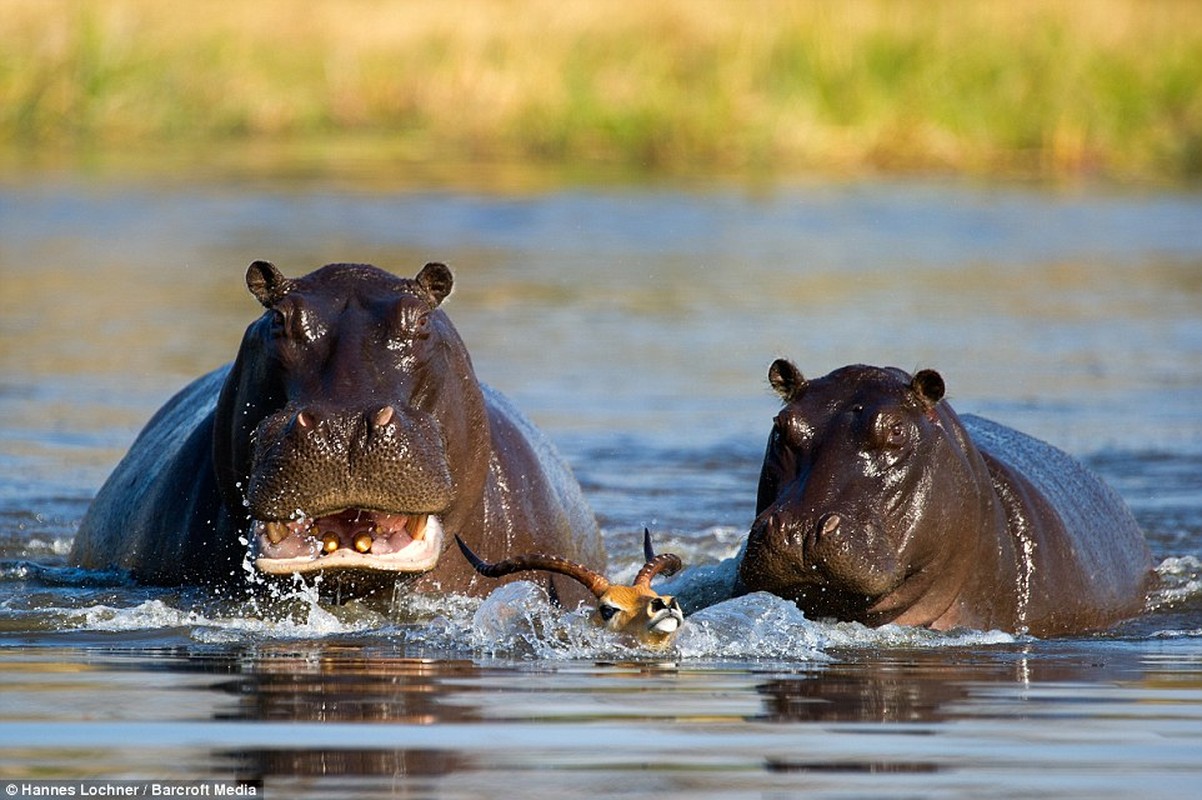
[875,414,911,449]
[389,299,434,342]
[269,302,326,343]
[773,413,811,451]
[598,604,619,621]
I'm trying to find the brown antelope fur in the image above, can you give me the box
[456,529,685,647]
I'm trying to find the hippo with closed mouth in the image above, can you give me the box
[738,361,1155,636]
[70,261,604,600]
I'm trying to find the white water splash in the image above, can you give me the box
[46,570,1015,656]
[676,593,829,660]
[1150,556,1202,608]
[78,599,204,631]
[678,592,1013,656]
[59,596,382,641]
[463,583,1013,660]
[468,581,647,659]
[22,537,73,557]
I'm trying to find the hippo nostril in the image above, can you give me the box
[817,513,841,541]
[295,410,315,430]
[372,405,395,428]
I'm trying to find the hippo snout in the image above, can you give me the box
[292,403,399,443]
[740,510,814,597]
[741,506,906,618]
[745,509,834,559]
[246,402,454,521]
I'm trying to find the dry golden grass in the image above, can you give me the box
[3,0,1201,179]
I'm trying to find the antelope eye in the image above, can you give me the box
[598,604,619,621]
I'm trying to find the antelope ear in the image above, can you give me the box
[246,260,290,308]
[416,262,454,306]
[768,359,807,402]
[912,369,946,406]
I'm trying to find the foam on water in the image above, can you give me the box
[51,591,382,642]
[10,522,1196,656]
[1152,556,1202,607]
[10,525,1191,656]
[24,570,1016,662]
[675,592,830,660]
[465,582,834,661]
[431,581,1017,659]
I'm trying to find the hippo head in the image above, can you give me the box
[213,261,488,588]
[739,362,997,627]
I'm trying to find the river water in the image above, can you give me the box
[1,165,1201,798]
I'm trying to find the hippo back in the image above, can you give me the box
[962,413,1154,627]
[71,366,236,583]
[481,383,602,567]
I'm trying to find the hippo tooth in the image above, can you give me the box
[406,515,428,541]
[321,533,340,553]
[353,533,373,553]
[265,521,290,544]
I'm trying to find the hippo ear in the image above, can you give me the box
[246,260,290,308]
[768,359,807,402]
[912,369,946,406]
[416,262,454,306]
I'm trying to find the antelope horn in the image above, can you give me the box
[455,535,611,597]
[634,528,683,588]
[634,553,683,587]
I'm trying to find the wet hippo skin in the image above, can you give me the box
[70,262,604,601]
[738,361,1155,636]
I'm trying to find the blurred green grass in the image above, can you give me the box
[3,0,1201,180]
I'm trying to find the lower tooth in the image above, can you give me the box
[321,533,340,553]
[353,533,373,553]
[407,516,428,541]
[265,521,289,544]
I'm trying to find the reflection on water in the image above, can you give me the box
[3,641,1200,798]
[2,170,1202,797]
[219,650,472,780]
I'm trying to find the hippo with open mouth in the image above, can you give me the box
[738,361,1155,636]
[70,261,604,600]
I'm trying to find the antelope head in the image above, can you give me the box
[456,529,685,647]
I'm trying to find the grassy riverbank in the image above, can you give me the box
[3,0,1201,180]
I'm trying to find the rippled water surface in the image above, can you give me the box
[2,165,1201,797]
